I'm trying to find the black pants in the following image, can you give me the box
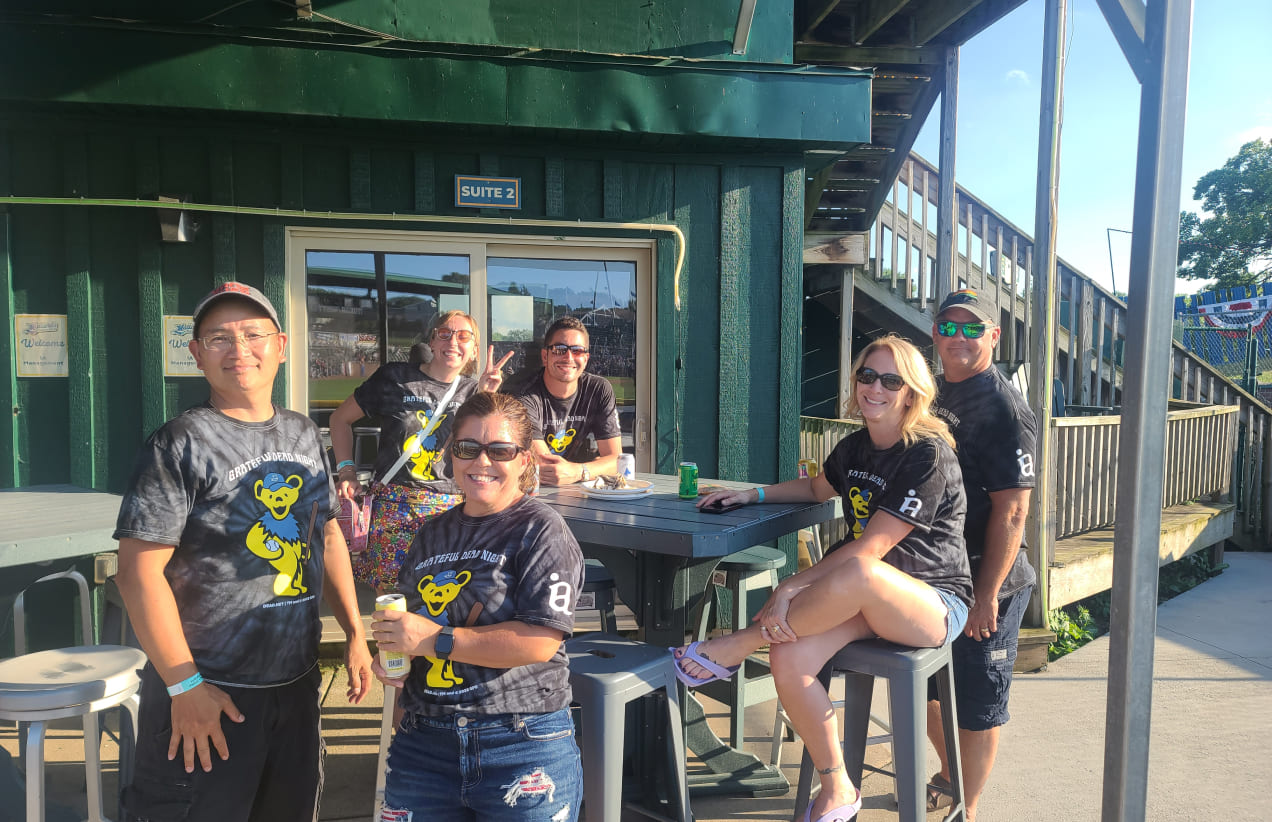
[122,663,324,822]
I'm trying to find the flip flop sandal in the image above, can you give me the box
[927,773,954,811]
[669,641,740,687]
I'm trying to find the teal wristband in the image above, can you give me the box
[336,460,355,472]
[167,672,204,697]
[756,486,766,503]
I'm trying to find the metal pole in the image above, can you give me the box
[1102,0,1194,819]
[1025,0,1067,628]
[935,46,959,304]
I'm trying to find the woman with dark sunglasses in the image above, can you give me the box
[329,310,509,593]
[674,334,972,822]
[371,391,584,822]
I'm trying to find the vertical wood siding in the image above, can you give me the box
[1,114,806,493]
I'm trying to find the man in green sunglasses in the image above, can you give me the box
[926,289,1037,822]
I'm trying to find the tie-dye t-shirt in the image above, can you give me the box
[395,495,583,717]
[353,363,478,491]
[513,371,621,464]
[821,429,973,607]
[114,404,339,686]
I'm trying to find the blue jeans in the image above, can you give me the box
[382,709,582,822]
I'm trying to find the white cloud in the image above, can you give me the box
[1005,69,1029,85]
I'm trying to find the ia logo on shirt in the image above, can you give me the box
[898,489,923,517]
[547,572,574,615]
[1016,449,1035,478]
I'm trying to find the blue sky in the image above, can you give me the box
[912,0,1272,296]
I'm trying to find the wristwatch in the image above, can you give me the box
[434,626,456,660]
[580,465,591,482]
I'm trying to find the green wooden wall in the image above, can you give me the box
[1,111,804,494]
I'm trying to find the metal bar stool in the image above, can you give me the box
[566,633,691,822]
[694,544,786,748]
[791,638,966,822]
[3,570,146,822]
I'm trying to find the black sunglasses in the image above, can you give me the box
[450,439,526,461]
[546,343,589,356]
[936,320,988,339]
[855,367,906,391]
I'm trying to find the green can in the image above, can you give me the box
[678,461,699,499]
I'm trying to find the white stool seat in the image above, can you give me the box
[0,645,146,822]
[0,646,147,715]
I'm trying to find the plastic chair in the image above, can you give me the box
[578,559,619,635]
[693,544,786,748]
[566,633,691,822]
[1,569,146,822]
[791,639,966,822]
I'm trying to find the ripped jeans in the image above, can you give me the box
[381,709,582,822]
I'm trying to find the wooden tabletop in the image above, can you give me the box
[0,484,122,568]
[536,473,838,559]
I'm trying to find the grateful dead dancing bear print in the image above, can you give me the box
[246,472,311,597]
[545,428,576,454]
[417,569,473,688]
[847,486,873,539]
[402,408,446,481]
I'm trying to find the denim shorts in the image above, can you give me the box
[928,585,1033,731]
[935,587,970,646]
[382,708,582,822]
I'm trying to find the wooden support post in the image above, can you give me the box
[934,46,959,308]
[838,267,856,418]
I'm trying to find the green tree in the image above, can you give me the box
[1177,138,1272,288]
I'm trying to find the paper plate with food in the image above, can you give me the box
[579,475,654,499]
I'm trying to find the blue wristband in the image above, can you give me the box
[167,672,204,697]
[756,486,766,503]
[336,460,355,472]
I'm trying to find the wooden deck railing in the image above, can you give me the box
[802,405,1239,560]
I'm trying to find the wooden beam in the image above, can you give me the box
[909,0,982,46]
[853,0,910,44]
[805,163,838,230]
[1094,0,1149,84]
[804,233,868,265]
[800,0,846,41]
[795,43,946,65]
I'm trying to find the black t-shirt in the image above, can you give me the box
[934,367,1038,599]
[513,370,621,463]
[396,495,584,717]
[113,404,339,686]
[822,429,973,606]
[353,363,479,491]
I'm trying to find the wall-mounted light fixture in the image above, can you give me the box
[157,195,201,243]
[733,0,758,55]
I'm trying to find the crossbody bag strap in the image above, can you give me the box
[376,375,463,487]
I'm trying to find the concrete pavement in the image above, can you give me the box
[5,551,1269,821]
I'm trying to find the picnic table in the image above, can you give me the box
[537,473,838,797]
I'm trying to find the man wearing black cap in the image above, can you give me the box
[114,282,372,822]
[924,289,1037,821]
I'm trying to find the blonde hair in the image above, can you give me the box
[842,334,955,449]
[428,310,480,376]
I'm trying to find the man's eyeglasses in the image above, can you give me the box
[199,331,279,352]
[936,321,988,339]
[433,328,475,343]
[546,343,589,357]
[855,367,906,391]
[450,439,526,462]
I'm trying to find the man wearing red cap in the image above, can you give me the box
[114,282,372,822]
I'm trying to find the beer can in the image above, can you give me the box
[678,461,699,499]
[374,594,411,678]
[798,458,820,479]
[617,454,635,481]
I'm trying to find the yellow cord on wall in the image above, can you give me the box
[0,196,687,310]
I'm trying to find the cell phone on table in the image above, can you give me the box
[702,499,746,514]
